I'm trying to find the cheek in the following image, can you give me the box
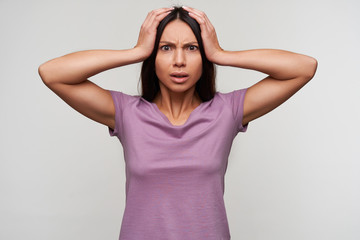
[191,56,203,78]
[190,53,202,66]
[154,57,162,77]
[155,55,168,77]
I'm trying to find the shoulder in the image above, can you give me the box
[216,89,249,132]
[216,88,248,103]
[107,90,142,113]
[108,90,140,103]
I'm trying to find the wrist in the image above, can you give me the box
[209,49,229,66]
[212,50,248,67]
[132,45,154,62]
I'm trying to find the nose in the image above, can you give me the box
[173,48,186,67]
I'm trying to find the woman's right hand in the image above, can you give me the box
[134,7,173,59]
[39,8,174,130]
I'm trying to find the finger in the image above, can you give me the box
[182,6,208,22]
[185,9,205,24]
[144,8,170,24]
[153,8,173,23]
[150,11,172,31]
[182,5,201,14]
[145,8,172,24]
[143,8,173,29]
[185,9,208,31]
[182,6,213,31]
[148,7,174,17]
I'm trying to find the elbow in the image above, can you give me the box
[38,61,54,87]
[303,56,318,81]
[38,63,45,83]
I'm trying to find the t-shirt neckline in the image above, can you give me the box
[150,101,206,128]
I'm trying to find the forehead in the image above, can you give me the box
[160,19,197,42]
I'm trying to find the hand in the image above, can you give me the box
[182,6,224,63]
[134,7,173,60]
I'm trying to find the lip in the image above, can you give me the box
[170,72,189,83]
[170,76,189,83]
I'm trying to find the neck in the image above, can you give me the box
[153,86,202,119]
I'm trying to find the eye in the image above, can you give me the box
[188,45,199,51]
[160,45,171,51]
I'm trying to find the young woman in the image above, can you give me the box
[38,6,317,240]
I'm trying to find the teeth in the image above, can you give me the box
[172,73,187,75]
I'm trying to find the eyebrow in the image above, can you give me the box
[159,41,198,46]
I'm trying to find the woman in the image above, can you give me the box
[38,6,317,240]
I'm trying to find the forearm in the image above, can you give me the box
[38,48,146,85]
[215,49,317,80]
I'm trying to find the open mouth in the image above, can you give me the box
[170,73,189,78]
[170,73,189,83]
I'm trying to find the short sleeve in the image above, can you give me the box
[230,88,249,132]
[108,90,133,137]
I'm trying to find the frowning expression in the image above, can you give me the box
[155,19,202,93]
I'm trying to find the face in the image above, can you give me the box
[155,19,202,94]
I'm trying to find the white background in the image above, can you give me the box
[1,0,359,239]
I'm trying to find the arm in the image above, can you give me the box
[38,49,146,130]
[214,49,318,125]
[183,6,318,125]
[38,8,173,130]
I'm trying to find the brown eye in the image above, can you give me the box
[188,45,198,51]
[160,45,171,51]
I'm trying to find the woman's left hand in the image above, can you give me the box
[182,6,224,64]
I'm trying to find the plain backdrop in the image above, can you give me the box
[1,0,359,239]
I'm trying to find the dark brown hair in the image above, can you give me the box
[139,6,216,102]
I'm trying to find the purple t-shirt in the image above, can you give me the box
[108,88,248,240]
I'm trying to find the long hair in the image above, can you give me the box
[139,6,216,102]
